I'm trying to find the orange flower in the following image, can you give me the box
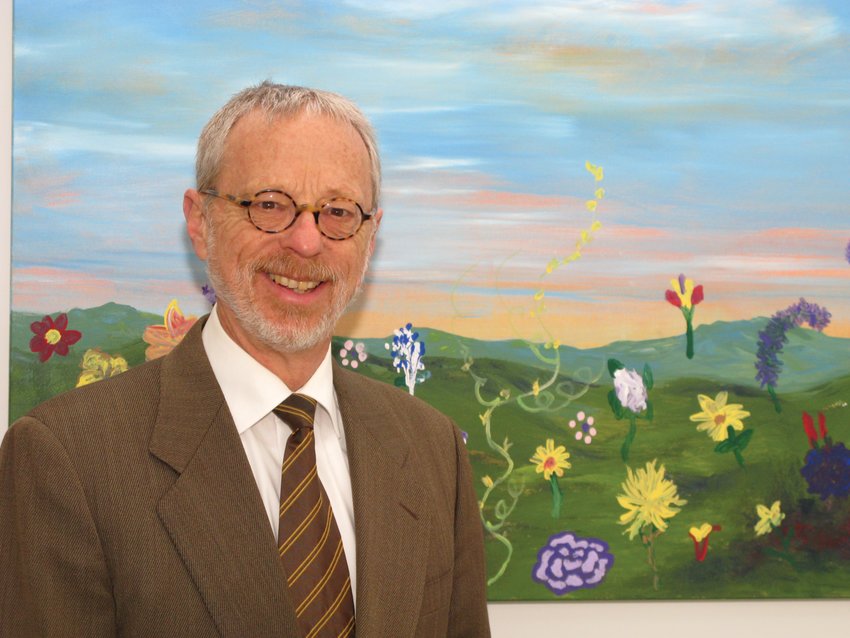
[142,300,197,360]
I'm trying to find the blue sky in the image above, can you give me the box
[12,0,850,345]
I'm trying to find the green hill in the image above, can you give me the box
[8,302,850,600]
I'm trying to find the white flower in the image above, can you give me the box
[613,368,648,413]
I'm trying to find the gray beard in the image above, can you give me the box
[204,222,370,354]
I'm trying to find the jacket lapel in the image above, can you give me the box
[150,322,299,637]
[335,367,431,637]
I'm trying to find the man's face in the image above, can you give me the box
[185,109,381,355]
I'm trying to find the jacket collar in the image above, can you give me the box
[150,320,299,637]
[334,365,431,636]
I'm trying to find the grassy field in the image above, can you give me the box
[9,305,850,600]
[356,347,850,601]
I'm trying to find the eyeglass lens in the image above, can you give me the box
[249,191,362,238]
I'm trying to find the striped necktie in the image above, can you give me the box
[274,393,355,638]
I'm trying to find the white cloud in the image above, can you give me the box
[480,0,840,47]
[14,121,195,161]
[341,0,492,19]
[390,156,480,171]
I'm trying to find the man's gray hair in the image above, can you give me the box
[196,81,381,208]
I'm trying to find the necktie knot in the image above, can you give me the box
[273,393,318,436]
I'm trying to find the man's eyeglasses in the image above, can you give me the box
[200,188,374,240]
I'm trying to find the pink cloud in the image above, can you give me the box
[12,266,205,315]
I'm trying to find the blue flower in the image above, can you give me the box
[800,442,850,500]
[532,531,614,595]
[384,322,427,395]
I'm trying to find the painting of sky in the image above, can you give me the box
[12,0,850,348]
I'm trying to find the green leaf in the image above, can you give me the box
[645,400,654,421]
[737,429,754,451]
[714,440,734,454]
[642,363,654,391]
[607,358,624,377]
[608,389,625,419]
[393,376,406,388]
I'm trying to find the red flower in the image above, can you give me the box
[665,274,704,309]
[664,289,682,307]
[688,523,722,562]
[29,313,82,362]
[802,411,829,449]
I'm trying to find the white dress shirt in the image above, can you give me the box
[201,306,357,603]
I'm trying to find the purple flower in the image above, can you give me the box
[845,239,850,265]
[801,442,850,500]
[202,284,217,305]
[754,298,831,389]
[532,531,614,595]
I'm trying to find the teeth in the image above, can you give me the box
[269,273,320,293]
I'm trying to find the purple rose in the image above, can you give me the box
[532,531,614,595]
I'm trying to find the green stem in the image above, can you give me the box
[549,475,563,518]
[643,532,659,591]
[767,385,782,413]
[621,416,637,462]
[685,318,694,359]
[483,524,514,586]
[733,449,746,468]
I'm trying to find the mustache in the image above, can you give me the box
[251,255,340,282]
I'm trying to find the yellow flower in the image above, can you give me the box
[754,501,785,536]
[76,348,128,387]
[617,460,687,540]
[482,475,494,489]
[532,379,540,396]
[689,392,751,441]
[530,439,571,481]
[689,523,714,543]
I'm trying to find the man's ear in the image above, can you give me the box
[183,189,209,261]
[367,207,382,256]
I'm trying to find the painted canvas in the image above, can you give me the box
[10,0,850,601]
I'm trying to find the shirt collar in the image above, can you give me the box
[201,305,340,437]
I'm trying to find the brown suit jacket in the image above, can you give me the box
[0,321,490,637]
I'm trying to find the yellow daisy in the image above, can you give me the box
[617,460,687,540]
[689,391,751,441]
[530,439,571,481]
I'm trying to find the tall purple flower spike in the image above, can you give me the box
[755,298,830,389]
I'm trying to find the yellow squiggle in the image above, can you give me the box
[533,160,605,318]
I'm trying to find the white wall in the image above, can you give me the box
[0,1,846,634]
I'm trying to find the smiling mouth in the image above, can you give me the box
[268,272,321,294]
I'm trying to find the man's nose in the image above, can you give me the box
[282,207,323,256]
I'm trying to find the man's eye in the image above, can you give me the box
[325,207,353,218]
[255,200,283,211]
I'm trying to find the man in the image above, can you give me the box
[0,82,491,637]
